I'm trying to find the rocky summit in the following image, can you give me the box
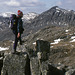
[1,40,65,75]
[1,6,75,75]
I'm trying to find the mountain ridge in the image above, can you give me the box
[27,6,75,27]
[0,6,75,41]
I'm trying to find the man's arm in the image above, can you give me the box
[17,19,20,38]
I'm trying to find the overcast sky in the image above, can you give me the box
[0,0,75,14]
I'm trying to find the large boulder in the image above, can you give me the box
[1,52,31,75]
[30,40,64,75]
[36,40,50,61]
[30,57,64,75]
[30,57,41,75]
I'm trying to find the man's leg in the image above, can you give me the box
[18,34,22,45]
[14,34,18,52]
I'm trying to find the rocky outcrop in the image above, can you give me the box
[30,40,64,75]
[30,40,50,75]
[65,69,75,75]
[0,58,3,75]
[30,57,65,75]
[36,40,50,60]
[1,52,31,75]
[2,40,74,75]
[0,53,4,75]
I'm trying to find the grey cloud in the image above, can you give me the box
[2,0,44,7]
[0,0,46,13]
[58,0,75,10]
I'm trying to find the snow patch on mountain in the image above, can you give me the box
[71,36,75,39]
[0,12,15,17]
[23,12,38,20]
[55,6,72,14]
[70,39,75,42]
[65,30,69,32]
[0,47,9,51]
[51,38,62,44]
[70,36,75,42]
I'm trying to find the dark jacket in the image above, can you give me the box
[13,17,24,34]
[17,18,24,33]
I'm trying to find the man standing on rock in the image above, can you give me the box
[10,10,24,53]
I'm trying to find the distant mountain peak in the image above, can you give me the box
[0,12,15,17]
[27,6,75,27]
[23,12,38,20]
[51,6,59,9]
[50,6,74,14]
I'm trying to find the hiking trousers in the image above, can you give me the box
[14,33,22,51]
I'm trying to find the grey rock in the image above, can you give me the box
[30,57,50,75]
[30,57,41,75]
[0,58,3,75]
[1,52,31,75]
[30,40,65,75]
[0,39,67,75]
[65,69,75,75]
[36,40,50,61]
[30,57,65,75]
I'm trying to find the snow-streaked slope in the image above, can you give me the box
[0,12,38,21]
[23,12,38,20]
[0,12,15,17]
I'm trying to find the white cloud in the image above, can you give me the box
[4,0,20,6]
[22,0,38,3]
[1,0,75,14]
[56,0,75,11]
[0,0,46,13]
[4,0,41,7]
[57,1,62,6]
[67,0,73,3]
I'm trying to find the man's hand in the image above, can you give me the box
[17,33,20,38]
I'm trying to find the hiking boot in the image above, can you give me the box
[12,49,17,54]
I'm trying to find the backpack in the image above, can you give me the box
[10,14,18,30]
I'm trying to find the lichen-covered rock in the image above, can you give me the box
[65,69,75,75]
[30,57,50,75]
[1,52,31,75]
[30,57,65,75]
[30,57,41,75]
